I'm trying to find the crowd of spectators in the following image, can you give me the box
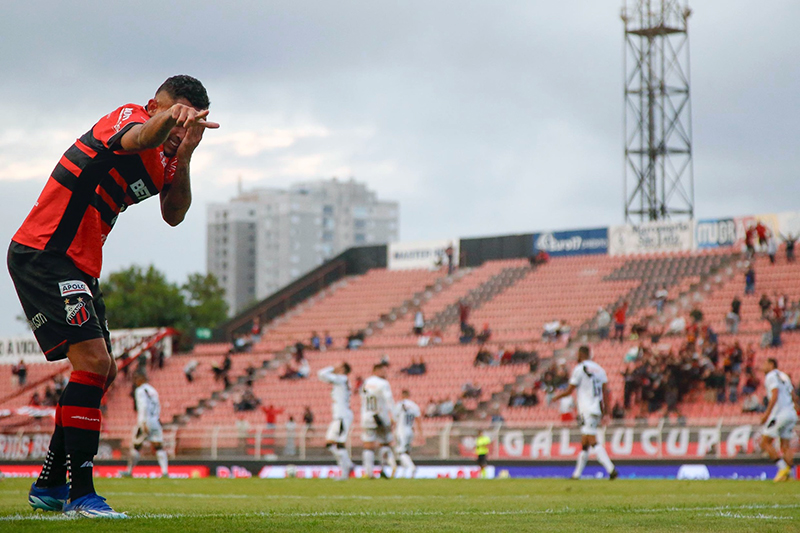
[473,345,538,368]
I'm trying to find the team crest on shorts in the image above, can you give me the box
[64,297,90,327]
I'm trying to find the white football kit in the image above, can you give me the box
[394,399,421,454]
[568,360,608,436]
[763,369,798,440]
[133,383,163,445]
[318,366,353,444]
[361,375,394,444]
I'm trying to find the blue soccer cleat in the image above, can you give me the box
[63,493,127,519]
[28,482,69,512]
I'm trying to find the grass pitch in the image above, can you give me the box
[1,477,800,532]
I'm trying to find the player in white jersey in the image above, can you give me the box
[760,358,799,482]
[360,362,396,478]
[318,362,353,479]
[394,390,423,478]
[121,373,168,477]
[552,346,618,480]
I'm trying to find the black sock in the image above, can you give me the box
[67,452,96,500]
[35,407,67,488]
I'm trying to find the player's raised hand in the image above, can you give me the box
[170,104,220,129]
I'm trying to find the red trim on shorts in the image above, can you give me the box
[69,370,106,389]
[44,340,68,357]
[61,405,102,432]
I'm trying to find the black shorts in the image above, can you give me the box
[7,242,110,361]
[477,454,488,468]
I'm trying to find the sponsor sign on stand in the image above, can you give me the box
[388,239,459,271]
[0,464,209,478]
[609,220,693,256]
[695,219,737,249]
[257,465,494,479]
[532,228,608,257]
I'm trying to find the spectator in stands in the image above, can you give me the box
[413,308,425,336]
[530,250,549,266]
[212,354,232,387]
[476,323,492,345]
[744,265,756,295]
[234,387,261,412]
[294,340,306,360]
[324,331,333,350]
[612,402,625,420]
[595,307,611,340]
[445,243,455,275]
[261,404,284,428]
[231,333,252,353]
[400,357,427,376]
[245,364,257,387]
[726,296,742,334]
[250,316,262,343]
[429,328,443,345]
[473,347,493,367]
[460,323,476,344]
[653,285,668,314]
[284,416,297,456]
[755,221,770,249]
[302,406,314,431]
[311,331,321,351]
[52,374,66,398]
[29,392,42,407]
[781,232,797,262]
[280,354,310,380]
[558,320,572,343]
[425,398,438,418]
[462,382,482,399]
[184,359,199,383]
[43,386,58,407]
[767,236,778,264]
[346,330,365,350]
[622,366,637,409]
[542,320,560,343]
[742,391,765,413]
[12,359,27,386]
[745,224,757,257]
[766,308,785,348]
[759,294,772,318]
[458,300,470,333]
[438,398,455,417]
[613,301,628,342]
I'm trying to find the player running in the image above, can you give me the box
[394,390,422,478]
[14,75,217,518]
[760,358,799,482]
[318,362,354,480]
[120,373,169,478]
[552,345,618,480]
[360,362,396,479]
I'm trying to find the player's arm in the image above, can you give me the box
[761,389,779,425]
[135,389,148,429]
[119,105,214,153]
[551,384,575,403]
[318,366,335,383]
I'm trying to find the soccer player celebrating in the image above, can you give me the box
[360,362,396,479]
[121,373,169,478]
[11,75,218,518]
[318,362,354,480]
[552,345,618,480]
[394,390,422,478]
[760,358,799,482]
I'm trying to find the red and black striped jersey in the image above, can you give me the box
[12,104,177,279]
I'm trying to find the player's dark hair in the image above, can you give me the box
[768,358,778,369]
[578,345,590,358]
[402,389,410,396]
[342,362,351,374]
[157,75,210,109]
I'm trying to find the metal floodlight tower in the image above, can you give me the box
[622,0,694,223]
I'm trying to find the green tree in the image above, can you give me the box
[182,272,228,329]
[102,265,188,330]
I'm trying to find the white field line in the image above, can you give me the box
[2,503,800,521]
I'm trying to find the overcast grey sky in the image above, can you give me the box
[1,1,799,337]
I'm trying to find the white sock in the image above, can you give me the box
[573,451,588,478]
[363,449,375,477]
[328,445,343,471]
[127,449,140,473]
[335,447,351,475]
[400,453,415,478]
[777,458,788,471]
[156,449,169,477]
[593,444,615,474]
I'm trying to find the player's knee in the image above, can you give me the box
[105,360,118,389]
[67,339,113,375]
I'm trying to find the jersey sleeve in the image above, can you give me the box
[568,366,582,387]
[410,402,421,418]
[93,104,149,151]
[318,366,347,385]
[597,366,609,385]
[765,372,777,394]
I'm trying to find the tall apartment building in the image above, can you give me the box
[207,178,399,314]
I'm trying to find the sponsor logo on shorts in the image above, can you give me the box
[64,297,90,327]
[27,312,47,332]
[59,280,92,298]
